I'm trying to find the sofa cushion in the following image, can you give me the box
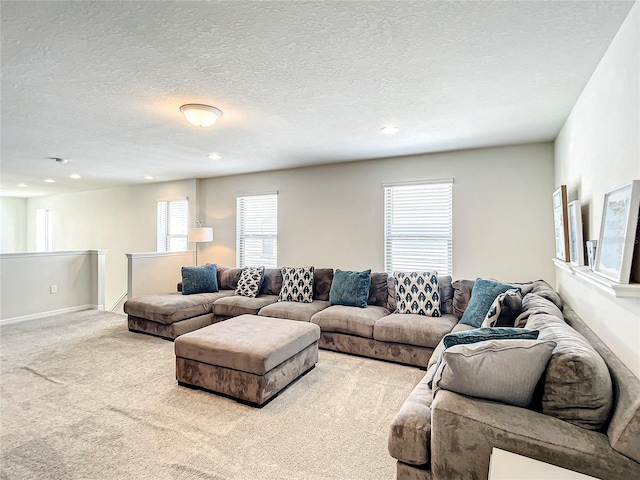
[182,264,218,295]
[312,268,334,301]
[235,266,265,298]
[329,269,371,308]
[514,292,564,328]
[438,275,454,315]
[432,339,556,407]
[481,289,523,328]
[526,313,613,431]
[394,271,441,316]
[427,323,476,370]
[279,266,315,303]
[452,279,475,319]
[373,313,458,349]
[460,278,515,327]
[261,268,283,295]
[311,305,389,338]
[213,294,279,318]
[217,266,242,290]
[388,365,436,465]
[259,300,330,322]
[124,291,234,324]
[367,272,388,308]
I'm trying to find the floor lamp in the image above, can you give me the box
[188,221,213,266]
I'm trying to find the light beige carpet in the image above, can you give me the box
[0,310,425,480]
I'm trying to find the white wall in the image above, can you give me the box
[555,3,640,377]
[200,142,556,283]
[0,250,105,321]
[26,179,197,309]
[0,197,27,253]
[127,251,195,298]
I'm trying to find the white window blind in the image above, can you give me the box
[236,193,278,268]
[36,209,53,252]
[157,199,188,252]
[384,181,453,275]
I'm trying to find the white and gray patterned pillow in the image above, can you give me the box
[394,271,441,316]
[278,266,315,303]
[235,266,265,298]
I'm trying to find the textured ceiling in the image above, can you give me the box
[0,0,635,197]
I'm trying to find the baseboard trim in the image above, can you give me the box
[0,305,101,326]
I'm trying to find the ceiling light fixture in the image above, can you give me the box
[70,173,81,179]
[17,183,28,188]
[143,175,154,180]
[380,126,399,135]
[208,153,222,160]
[44,179,56,183]
[180,104,223,127]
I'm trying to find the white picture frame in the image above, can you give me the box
[553,185,570,262]
[594,180,640,283]
[567,200,584,266]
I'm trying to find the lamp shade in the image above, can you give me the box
[180,104,222,127]
[188,227,213,243]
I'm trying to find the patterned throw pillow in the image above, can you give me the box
[278,266,315,303]
[481,289,523,328]
[393,271,441,316]
[235,266,265,298]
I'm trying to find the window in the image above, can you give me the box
[236,193,278,268]
[157,199,188,252]
[384,180,453,275]
[36,209,53,252]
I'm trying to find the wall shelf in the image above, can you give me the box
[552,258,640,299]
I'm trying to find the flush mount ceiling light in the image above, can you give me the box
[143,175,154,180]
[44,179,56,183]
[180,104,223,127]
[380,126,399,135]
[208,153,222,160]
[17,183,28,188]
[70,173,81,179]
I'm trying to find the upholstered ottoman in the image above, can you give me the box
[174,314,321,405]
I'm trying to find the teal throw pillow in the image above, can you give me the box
[460,278,517,327]
[428,327,539,388]
[329,269,372,308]
[182,264,218,295]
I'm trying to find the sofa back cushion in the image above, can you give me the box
[563,307,640,463]
[460,279,515,327]
[452,279,475,319]
[312,268,334,301]
[514,292,563,327]
[261,268,283,295]
[217,266,242,290]
[367,272,388,307]
[526,313,613,431]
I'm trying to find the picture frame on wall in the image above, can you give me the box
[567,200,584,266]
[594,180,640,283]
[553,185,570,262]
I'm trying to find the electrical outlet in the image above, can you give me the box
[50,285,57,294]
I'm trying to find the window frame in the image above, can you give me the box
[383,179,453,276]
[156,198,189,253]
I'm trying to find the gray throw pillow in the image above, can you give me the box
[482,289,523,328]
[432,339,556,407]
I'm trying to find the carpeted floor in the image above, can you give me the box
[0,310,425,480]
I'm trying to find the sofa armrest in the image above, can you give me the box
[430,390,640,480]
[389,372,433,466]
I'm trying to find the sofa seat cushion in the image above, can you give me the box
[374,313,458,349]
[174,315,320,375]
[213,294,279,318]
[388,365,436,465]
[310,305,390,338]
[124,290,235,324]
[259,300,330,322]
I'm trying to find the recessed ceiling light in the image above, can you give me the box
[208,153,222,160]
[380,126,399,135]
[44,179,56,183]
[69,173,81,179]
[17,183,28,188]
[143,175,154,180]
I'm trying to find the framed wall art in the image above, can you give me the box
[594,180,640,283]
[553,185,570,262]
[567,200,584,266]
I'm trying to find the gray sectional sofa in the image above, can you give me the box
[124,267,640,480]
